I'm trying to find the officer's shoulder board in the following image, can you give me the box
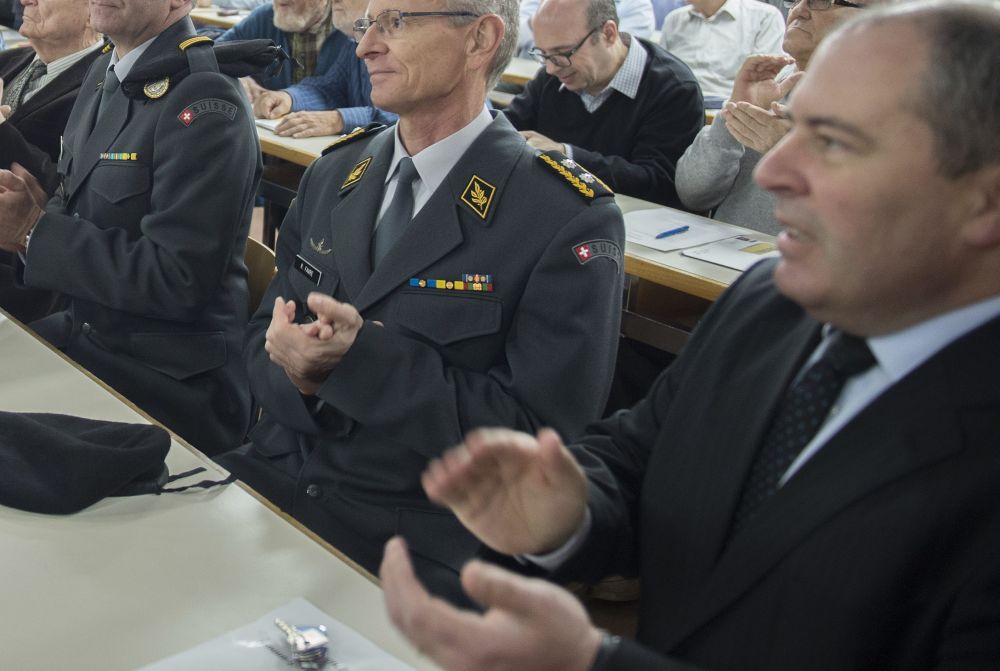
[321,124,389,156]
[536,150,613,202]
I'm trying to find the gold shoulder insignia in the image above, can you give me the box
[537,151,614,201]
[179,36,214,50]
[341,156,372,190]
[460,175,497,220]
[143,77,170,99]
[101,42,114,54]
[321,124,387,156]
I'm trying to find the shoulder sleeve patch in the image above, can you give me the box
[321,123,388,156]
[536,150,614,201]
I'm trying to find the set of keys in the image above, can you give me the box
[268,617,344,670]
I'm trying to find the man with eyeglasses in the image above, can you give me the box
[503,0,703,208]
[675,0,870,234]
[379,1,1000,668]
[517,0,655,57]
[217,0,625,605]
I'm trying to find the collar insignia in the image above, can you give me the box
[143,77,170,100]
[459,174,496,220]
[309,237,333,255]
[341,156,371,190]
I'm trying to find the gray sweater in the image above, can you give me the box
[675,112,780,235]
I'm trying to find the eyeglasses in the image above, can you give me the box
[783,0,864,9]
[528,26,599,67]
[353,9,480,41]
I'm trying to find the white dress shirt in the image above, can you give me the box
[659,0,786,99]
[21,40,104,105]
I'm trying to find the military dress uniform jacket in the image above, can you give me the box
[21,18,262,455]
[227,113,625,598]
[557,260,1000,670]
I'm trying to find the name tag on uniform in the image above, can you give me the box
[294,254,322,285]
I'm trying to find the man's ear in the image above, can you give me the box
[960,164,1000,248]
[466,14,504,70]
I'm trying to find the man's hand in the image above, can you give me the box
[275,110,345,138]
[422,427,588,556]
[730,55,799,108]
[722,100,792,154]
[253,90,293,120]
[0,164,47,252]
[263,292,364,395]
[519,130,565,154]
[381,537,602,671]
[239,76,269,104]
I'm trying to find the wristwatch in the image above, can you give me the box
[589,630,622,671]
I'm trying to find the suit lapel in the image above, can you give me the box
[352,114,524,312]
[69,85,130,194]
[12,49,99,122]
[662,314,1000,649]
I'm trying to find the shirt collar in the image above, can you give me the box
[861,294,1000,385]
[695,0,740,22]
[110,35,158,82]
[386,106,494,194]
[44,40,104,78]
[566,34,647,104]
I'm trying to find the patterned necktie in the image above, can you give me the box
[2,60,47,115]
[372,157,420,267]
[728,330,877,535]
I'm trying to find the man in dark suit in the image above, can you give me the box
[379,1,1000,669]
[216,0,624,604]
[0,0,264,455]
[0,0,103,322]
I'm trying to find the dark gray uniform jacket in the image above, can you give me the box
[21,18,261,455]
[220,113,625,602]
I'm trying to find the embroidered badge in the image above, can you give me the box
[341,156,372,190]
[459,175,496,220]
[409,273,494,292]
[572,239,622,271]
[538,151,613,200]
[309,237,333,255]
[177,98,237,126]
[143,77,169,100]
[99,152,139,161]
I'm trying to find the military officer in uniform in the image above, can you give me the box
[216,0,625,602]
[0,0,268,455]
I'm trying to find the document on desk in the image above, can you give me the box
[681,235,779,271]
[139,597,416,671]
[255,118,284,132]
[624,208,732,252]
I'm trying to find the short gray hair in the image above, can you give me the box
[445,0,519,88]
[837,0,1000,177]
[586,0,619,32]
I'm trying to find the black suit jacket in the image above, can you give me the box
[0,44,102,323]
[220,114,625,603]
[562,260,1000,670]
[20,18,261,454]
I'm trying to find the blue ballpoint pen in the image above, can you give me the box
[655,225,690,239]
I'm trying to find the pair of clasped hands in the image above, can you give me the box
[240,77,345,138]
[721,54,805,154]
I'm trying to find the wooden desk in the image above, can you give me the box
[257,124,337,167]
[501,56,540,86]
[189,6,248,29]
[0,312,435,671]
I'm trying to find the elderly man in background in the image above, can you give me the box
[504,0,703,207]
[380,2,1000,668]
[0,0,102,323]
[218,0,340,103]
[675,0,869,234]
[216,0,625,605]
[659,0,786,101]
[252,0,396,137]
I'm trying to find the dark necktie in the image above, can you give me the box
[372,157,419,267]
[91,66,120,132]
[729,330,877,535]
[2,60,47,115]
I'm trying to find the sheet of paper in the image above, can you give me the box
[255,118,283,132]
[139,597,416,671]
[624,208,733,252]
[681,235,779,271]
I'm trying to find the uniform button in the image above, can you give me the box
[305,484,321,498]
[73,212,80,218]
[81,322,91,333]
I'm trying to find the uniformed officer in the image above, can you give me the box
[216,0,625,603]
[0,0,272,454]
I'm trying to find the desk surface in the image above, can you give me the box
[0,313,435,671]
[500,56,540,86]
[257,124,338,167]
[189,6,247,29]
